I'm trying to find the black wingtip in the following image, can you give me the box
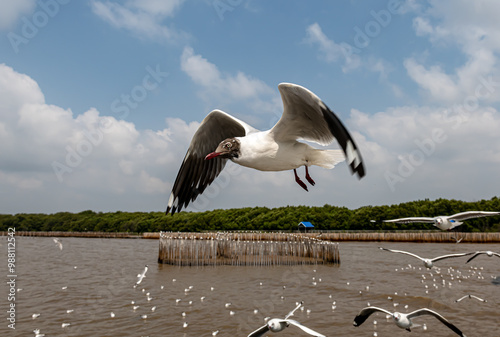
[353,316,364,327]
[165,205,178,215]
[465,253,479,263]
[354,163,366,179]
[320,104,366,180]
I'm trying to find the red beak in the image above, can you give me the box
[205,152,221,160]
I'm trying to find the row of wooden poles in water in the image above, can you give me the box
[7,231,500,243]
[6,230,500,267]
[158,232,340,266]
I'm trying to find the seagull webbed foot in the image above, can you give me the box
[294,169,308,191]
[305,166,315,186]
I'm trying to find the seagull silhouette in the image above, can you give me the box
[466,250,500,263]
[382,211,500,231]
[248,302,325,337]
[379,247,473,269]
[455,294,486,303]
[134,265,148,287]
[53,238,63,250]
[353,306,466,336]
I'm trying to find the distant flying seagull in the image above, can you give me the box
[353,306,466,336]
[466,250,500,263]
[134,265,148,287]
[379,247,473,269]
[53,238,63,250]
[166,83,365,214]
[248,301,325,337]
[382,211,500,231]
[455,294,487,303]
[33,329,45,337]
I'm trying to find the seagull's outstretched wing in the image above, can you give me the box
[284,301,303,319]
[135,265,148,285]
[456,294,486,303]
[53,238,63,250]
[166,110,257,214]
[379,247,424,260]
[247,324,269,337]
[272,83,365,178]
[353,307,393,327]
[286,319,326,337]
[431,252,474,262]
[466,252,482,263]
[455,295,468,303]
[449,211,500,221]
[383,217,435,224]
[467,251,500,263]
[407,309,465,337]
[469,295,486,302]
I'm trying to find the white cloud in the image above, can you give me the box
[180,46,274,100]
[180,47,220,87]
[349,104,500,199]
[0,0,36,30]
[304,23,345,63]
[91,0,187,42]
[1,60,499,214]
[0,62,44,114]
[0,64,191,213]
[180,46,279,121]
[404,59,459,102]
[416,0,500,51]
[304,22,397,92]
[413,17,435,37]
[408,1,500,104]
[304,23,361,72]
[126,0,184,16]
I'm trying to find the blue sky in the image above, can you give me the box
[1,0,499,214]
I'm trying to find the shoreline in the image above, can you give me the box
[2,231,500,242]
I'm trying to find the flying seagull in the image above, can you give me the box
[248,301,325,337]
[466,250,500,263]
[455,294,487,303]
[379,247,473,269]
[53,238,63,250]
[134,265,148,287]
[166,83,365,214]
[353,306,466,336]
[382,211,500,231]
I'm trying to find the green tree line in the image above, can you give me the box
[1,197,499,233]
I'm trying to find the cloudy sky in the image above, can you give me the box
[1,0,499,214]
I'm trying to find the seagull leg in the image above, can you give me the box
[305,166,315,186]
[294,169,308,191]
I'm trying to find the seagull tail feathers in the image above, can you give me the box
[309,149,345,169]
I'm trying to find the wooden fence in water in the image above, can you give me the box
[1,231,144,238]
[3,231,500,243]
[157,232,340,266]
[312,231,500,243]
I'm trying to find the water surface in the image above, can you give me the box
[2,237,499,336]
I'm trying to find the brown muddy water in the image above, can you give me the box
[1,237,499,336]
